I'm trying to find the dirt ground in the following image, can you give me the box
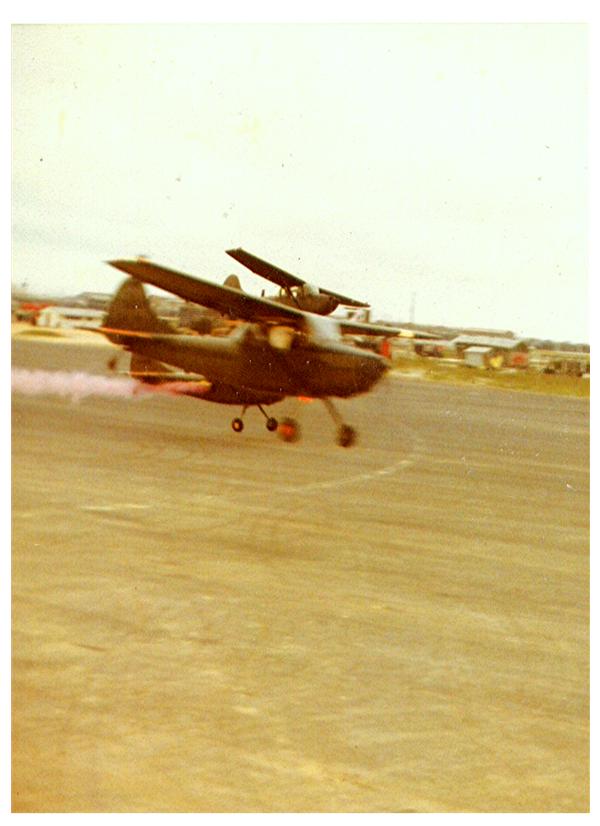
[12,337,589,812]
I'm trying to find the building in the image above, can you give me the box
[13,301,52,323]
[67,292,113,310]
[463,346,501,369]
[36,306,105,329]
[452,335,529,368]
[413,339,451,358]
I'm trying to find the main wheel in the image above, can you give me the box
[231,417,244,433]
[277,417,300,443]
[266,417,278,432]
[337,424,356,448]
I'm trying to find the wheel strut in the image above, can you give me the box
[232,405,279,435]
[257,404,278,432]
[322,398,357,447]
[231,405,248,433]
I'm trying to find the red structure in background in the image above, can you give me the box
[15,302,52,324]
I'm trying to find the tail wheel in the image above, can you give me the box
[337,424,356,448]
[266,417,278,432]
[231,417,244,433]
[277,417,300,443]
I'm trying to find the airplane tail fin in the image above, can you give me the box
[103,278,174,344]
[223,274,242,290]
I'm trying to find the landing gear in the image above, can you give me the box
[337,423,357,448]
[230,399,356,447]
[277,417,301,443]
[231,405,279,436]
[322,398,357,448]
[257,404,278,433]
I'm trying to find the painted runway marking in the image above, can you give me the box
[282,459,415,493]
[208,420,430,498]
[80,503,152,513]
[424,455,588,475]
[280,419,430,494]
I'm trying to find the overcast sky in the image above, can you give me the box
[11,23,588,341]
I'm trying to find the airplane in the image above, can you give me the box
[100,255,438,446]
[178,248,370,333]
[225,248,370,315]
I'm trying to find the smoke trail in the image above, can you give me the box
[11,368,153,403]
[11,368,212,403]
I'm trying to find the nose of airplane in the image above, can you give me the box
[358,351,389,390]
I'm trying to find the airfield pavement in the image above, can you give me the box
[11,335,589,812]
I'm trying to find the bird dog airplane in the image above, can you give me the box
[224,248,370,315]
[101,251,438,447]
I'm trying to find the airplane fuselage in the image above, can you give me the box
[274,291,339,315]
[116,323,388,401]
[102,262,386,444]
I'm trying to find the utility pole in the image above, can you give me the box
[409,292,416,324]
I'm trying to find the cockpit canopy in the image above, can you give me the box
[300,282,320,297]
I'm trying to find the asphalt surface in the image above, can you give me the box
[12,336,589,812]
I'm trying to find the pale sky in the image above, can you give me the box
[11,23,588,341]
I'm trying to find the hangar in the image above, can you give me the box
[453,335,529,369]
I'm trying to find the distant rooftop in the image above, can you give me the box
[39,306,105,317]
[452,334,525,349]
[75,291,112,301]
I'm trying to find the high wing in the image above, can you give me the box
[107,259,441,341]
[107,259,305,326]
[338,318,442,340]
[226,248,369,308]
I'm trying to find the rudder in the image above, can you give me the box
[103,278,173,344]
[223,274,242,290]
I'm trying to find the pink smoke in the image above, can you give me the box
[11,368,211,403]
[11,368,154,402]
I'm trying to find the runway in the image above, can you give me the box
[11,337,589,812]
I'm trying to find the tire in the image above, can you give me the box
[337,424,356,448]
